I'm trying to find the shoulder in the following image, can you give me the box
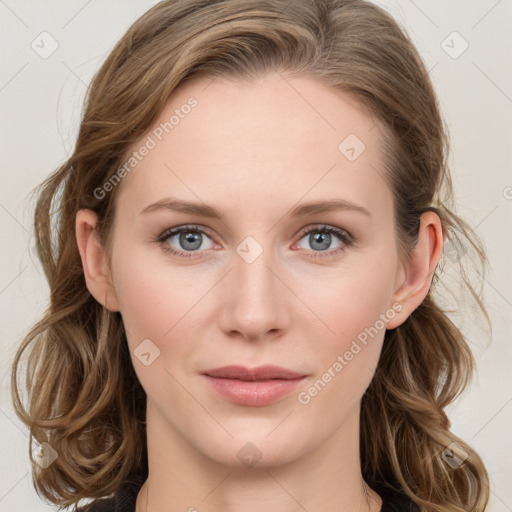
[75,496,117,512]
[373,482,420,512]
[74,473,146,512]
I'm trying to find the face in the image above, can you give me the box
[99,71,408,468]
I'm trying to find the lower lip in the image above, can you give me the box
[203,375,305,406]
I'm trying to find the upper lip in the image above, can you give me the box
[202,365,306,381]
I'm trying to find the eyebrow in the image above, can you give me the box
[140,197,371,219]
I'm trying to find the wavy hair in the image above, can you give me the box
[11,0,491,510]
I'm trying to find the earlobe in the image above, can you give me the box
[386,211,444,330]
[75,209,120,312]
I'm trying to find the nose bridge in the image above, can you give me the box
[219,234,287,339]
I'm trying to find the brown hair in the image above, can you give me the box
[11,1,491,510]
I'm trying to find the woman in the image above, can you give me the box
[11,1,491,511]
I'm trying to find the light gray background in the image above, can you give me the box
[1,1,511,511]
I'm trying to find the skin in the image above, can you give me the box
[76,71,443,512]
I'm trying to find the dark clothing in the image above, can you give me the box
[372,481,420,511]
[75,474,419,512]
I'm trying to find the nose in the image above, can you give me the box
[216,239,290,342]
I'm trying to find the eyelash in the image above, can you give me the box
[156,224,355,260]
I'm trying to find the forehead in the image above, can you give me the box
[114,72,391,222]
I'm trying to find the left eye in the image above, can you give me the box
[157,224,354,260]
[294,225,353,256]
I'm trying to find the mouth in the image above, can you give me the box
[202,365,307,407]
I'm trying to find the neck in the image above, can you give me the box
[136,401,382,512]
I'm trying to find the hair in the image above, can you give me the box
[11,1,491,511]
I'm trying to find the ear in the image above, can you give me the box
[386,211,444,330]
[75,209,120,312]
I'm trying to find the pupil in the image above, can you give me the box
[181,231,201,250]
[312,232,330,251]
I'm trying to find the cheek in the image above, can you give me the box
[291,257,395,403]
[110,262,192,393]
[294,257,395,348]
[295,275,390,419]
[112,258,203,404]
[112,246,201,337]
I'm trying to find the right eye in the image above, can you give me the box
[157,224,218,259]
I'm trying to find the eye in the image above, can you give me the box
[157,224,217,259]
[157,224,355,260]
[293,225,354,259]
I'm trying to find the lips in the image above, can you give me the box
[202,365,307,407]
[203,365,305,381]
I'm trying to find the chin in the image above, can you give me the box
[194,426,311,469]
